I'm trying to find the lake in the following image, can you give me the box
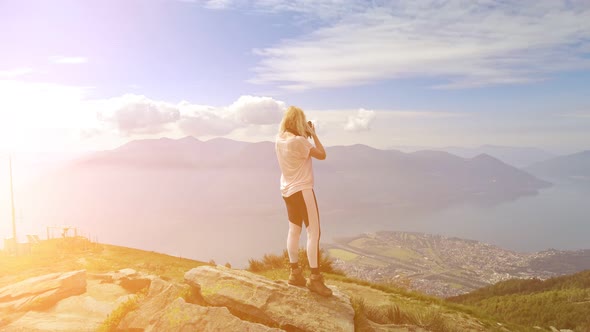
[334,180,590,253]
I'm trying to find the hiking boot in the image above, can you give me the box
[306,273,333,297]
[288,267,306,287]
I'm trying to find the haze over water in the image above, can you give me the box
[357,181,590,253]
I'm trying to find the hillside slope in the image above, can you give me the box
[449,270,590,331]
[1,238,519,332]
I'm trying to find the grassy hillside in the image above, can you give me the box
[3,238,580,332]
[449,270,590,331]
[247,249,525,332]
[0,237,206,288]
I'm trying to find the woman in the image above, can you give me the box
[275,106,332,297]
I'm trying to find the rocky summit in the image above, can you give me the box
[184,265,355,332]
[0,266,355,332]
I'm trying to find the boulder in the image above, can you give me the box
[118,277,191,330]
[149,298,283,332]
[2,279,133,331]
[119,276,279,331]
[184,265,355,332]
[88,268,151,293]
[0,270,86,313]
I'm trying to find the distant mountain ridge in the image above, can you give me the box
[73,136,552,211]
[20,136,551,267]
[525,150,590,181]
[77,136,250,168]
[434,145,556,168]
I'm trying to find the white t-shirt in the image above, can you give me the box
[275,131,314,197]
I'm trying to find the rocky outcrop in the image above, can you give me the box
[118,277,191,330]
[184,265,355,332]
[1,266,355,332]
[2,278,134,331]
[118,270,288,331]
[88,268,152,293]
[0,270,86,313]
[150,298,282,332]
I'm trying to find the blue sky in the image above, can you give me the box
[0,0,589,153]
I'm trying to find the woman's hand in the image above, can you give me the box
[306,121,316,138]
[307,121,326,160]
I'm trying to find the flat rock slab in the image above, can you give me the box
[3,279,133,332]
[0,270,86,313]
[120,276,280,332]
[185,266,355,332]
[150,298,283,332]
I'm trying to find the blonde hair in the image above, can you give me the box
[280,106,308,137]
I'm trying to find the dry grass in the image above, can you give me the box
[97,287,148,332]
[0,238,206,287]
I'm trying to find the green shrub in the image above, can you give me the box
[246,249,345,275]
[350,295,457,332]
[98,286,148,332]
[350,296,373,331]
[98,295,141,332]
[247,258,265,272]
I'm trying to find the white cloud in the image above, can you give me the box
[178,0,234,9]
[178,95,286,136]
[50,56,88,64]
[228,95,286,124]
[203,0,233,9]
[0,67,33,78]
[190,0,365,19]
[0,80,585,153]
[96,94,180,135]
[240,0,590,90]
[90,94,287,137]
[178,104,236,136]
[344,108,375,132]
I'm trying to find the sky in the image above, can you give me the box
[1,0,590,155]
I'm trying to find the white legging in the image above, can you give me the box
[284,189,321,268]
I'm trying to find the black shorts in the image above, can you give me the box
[282,189,319,228]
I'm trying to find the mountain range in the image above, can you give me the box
[13,136,552,267]
[526,150,590,182]
[430,145,556,168]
